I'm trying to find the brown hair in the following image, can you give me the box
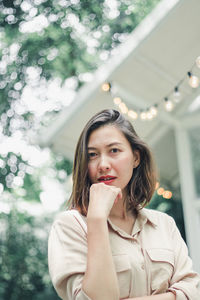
[68,109,157,215]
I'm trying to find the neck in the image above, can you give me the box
[109,192,130,220]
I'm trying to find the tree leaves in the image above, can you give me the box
[0,0,161,133]
[0,208,59,300]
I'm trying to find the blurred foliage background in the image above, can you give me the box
[0,0,187,299]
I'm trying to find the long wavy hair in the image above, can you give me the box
[68,109,157,216]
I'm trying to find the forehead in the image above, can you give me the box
[88,125,129,147]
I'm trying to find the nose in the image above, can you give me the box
[98,154,111,172]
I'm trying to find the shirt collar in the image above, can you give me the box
[108,208,157,238]
[137,208,157,228]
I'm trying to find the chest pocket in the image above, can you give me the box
[146,248,174,294]
[113,254,131,299]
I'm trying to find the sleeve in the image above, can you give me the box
[48,212,92,300]
[167,216,200,300]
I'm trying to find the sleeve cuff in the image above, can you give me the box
[168,288,188,300]
[76,289,92,300]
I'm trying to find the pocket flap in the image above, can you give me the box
[113,255,131,272]
[146,248,174,266]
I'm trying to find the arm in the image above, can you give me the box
[48,183,121,300]
[82,217,119,300]
[49,214,119,300]
[82,183,122,300]
[48,212,90,300]
[167,217,200,299]
[123,292,176,300]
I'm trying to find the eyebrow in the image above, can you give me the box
[87,142,123,150]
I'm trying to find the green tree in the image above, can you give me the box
[0,0,160,134]
[148,192,186,242]
[0,208,59,299]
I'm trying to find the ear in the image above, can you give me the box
[133,150,140,168]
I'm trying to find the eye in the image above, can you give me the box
[110,148,119,153]
[88,152,97,159]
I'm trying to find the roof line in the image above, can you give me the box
[38,0,182,147]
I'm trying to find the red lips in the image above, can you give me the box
[98,175,117,184]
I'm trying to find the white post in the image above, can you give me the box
[175,126,200,272]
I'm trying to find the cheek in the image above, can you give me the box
[117,156,134,177]
[118,155,134,169]
[88,162,96,180]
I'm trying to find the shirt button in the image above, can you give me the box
[141,264,145,270]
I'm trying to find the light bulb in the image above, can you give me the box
[146,111,153,120]
[101,82,111,92]
[196,56,200,68]
[157,187,164,196]
[155,181,159,190]
[164,98,174,112]
[163,190,172,199]
[140,111,147,120]
[173,87,181,103]
[188,72,199,88]
[119,102,128,114]
[150,105,158,117]
[189,75,199,88]
[128,109,138,120]
[113,97,121,105]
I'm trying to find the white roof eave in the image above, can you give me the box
[38,0,182,148]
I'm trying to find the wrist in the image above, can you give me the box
[87,214,107,223]
[87,216,109,238]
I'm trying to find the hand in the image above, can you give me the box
[87,183,122,220]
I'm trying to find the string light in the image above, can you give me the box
[140,111,147,120]
[146,110,153,120]
[196,56,200,68]
[157,187,164,195]
[113,97,122,105]
[101,82,111,92]
[173,86,181,103]
[163,190,172,199]
[155,183,172,199]
[150,105,158,117]
[164,97,174,112]
[128,109,138,120]
[118,102,128,114]
[187,72,199,88]
[101,55,200,121]
[155,181,159,190]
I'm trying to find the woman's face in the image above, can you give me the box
[87,125,140,193]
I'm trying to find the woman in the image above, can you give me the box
[48,109,200,300]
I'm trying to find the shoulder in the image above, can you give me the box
[51,209,87,234]
[53,209,85,223]
[143,207,172,218]
[142,208,175,226]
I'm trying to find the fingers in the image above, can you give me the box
[89,183,122,216]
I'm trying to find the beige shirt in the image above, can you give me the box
[48,208,200,300]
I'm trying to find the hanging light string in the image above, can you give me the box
[155,181,173,199]
[101,56,200,121]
